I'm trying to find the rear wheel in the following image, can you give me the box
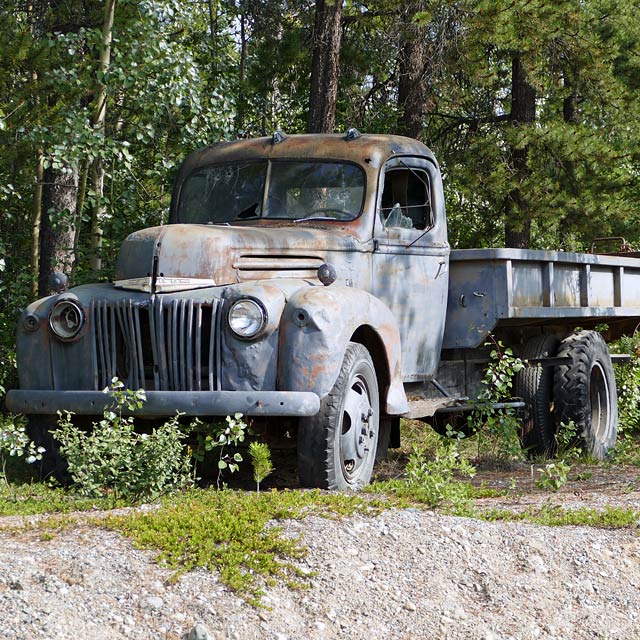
[298,342,379,490]
[514,334,559,457]
[554,330,618,460]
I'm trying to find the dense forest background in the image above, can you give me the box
[0,0,639,388]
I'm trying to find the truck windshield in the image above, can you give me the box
[177,160,365,223]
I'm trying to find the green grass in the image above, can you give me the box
[0,513,80,539]
[0,456,127,516]
[106,488,392,604]
[0,481,127,516]
[480,504,640,528]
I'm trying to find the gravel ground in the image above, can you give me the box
[1,464,640,640]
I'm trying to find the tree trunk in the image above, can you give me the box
[307,0,343,134]
[38,166,79,297]
[504,56,536,249]
[71,158,89,281]
[31,150,44,298]
[397,2,429,139]
[89,0,116,274]
[563,71,579,125]
[235,10,248,135]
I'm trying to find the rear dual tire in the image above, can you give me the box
[515,330,618,460]
[554,330,618,460]
[514,334,559,457]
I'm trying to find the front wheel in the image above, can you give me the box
[298,342,379,490]
[554,330,618,459]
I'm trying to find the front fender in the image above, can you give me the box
[278,286,408,414]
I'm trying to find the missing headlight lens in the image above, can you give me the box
[227,298,267,339]
[49,299,85,341]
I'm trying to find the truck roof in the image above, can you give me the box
[169,133,439,222]
[174,132,437,178]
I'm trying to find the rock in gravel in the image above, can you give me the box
[188,621,211,640]
[144,595,164,609]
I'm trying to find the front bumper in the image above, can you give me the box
[6,389,321,418]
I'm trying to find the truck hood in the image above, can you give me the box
[115,224,365,292]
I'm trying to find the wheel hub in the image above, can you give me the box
[341,375,375,478]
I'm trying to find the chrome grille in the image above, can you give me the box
[91,298,219,391]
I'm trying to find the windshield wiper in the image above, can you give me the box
[293,215,339,223]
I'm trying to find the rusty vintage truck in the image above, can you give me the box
[7,131,640,488]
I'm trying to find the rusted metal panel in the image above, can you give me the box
[277,285,408,415]
[443,248,640,349]
[169,134,437,229]
[218,281,286,392]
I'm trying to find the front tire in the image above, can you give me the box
[554,330,618,460]
[298,342,379,490]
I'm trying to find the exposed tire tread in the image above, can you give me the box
[514,334,559,457]
[298,342,378,490]
[554,330,618,460]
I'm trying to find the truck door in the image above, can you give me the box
[372,156,450,380]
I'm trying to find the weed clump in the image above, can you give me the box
[370,441,476,514]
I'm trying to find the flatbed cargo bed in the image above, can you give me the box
[443,248,640,349]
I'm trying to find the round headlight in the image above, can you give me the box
[227,298,267,339]
[49,299,86,341]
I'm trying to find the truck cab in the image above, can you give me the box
[11,131,639,488]
[8,132,451,489]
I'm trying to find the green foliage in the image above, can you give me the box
[107,488,388,604]
[468,339,526,459]
[0,413,45,487]
[0,479,124,517]
[555,420,582,462]
[192,413,248,487]
[54,380,193,500]
[482,504,639,529]
[536,460,571,492]
[370,441,476,514]
[248,441,274,493]
[611,334,640,434]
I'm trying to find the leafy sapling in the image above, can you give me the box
[248,441,274,494]
[536,460,570,492]
[194,413,248,488]
[0,414,45,489]
[468,337,526,459]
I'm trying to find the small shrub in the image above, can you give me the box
[467,338,525,459]
[372,441,476,513]
[0,413,45,486]
[536,460,570,492]
[192,413,248,487]
[248,441,274,493]
[54,380,193,501]
[555,420,581,461]
[611,334,640,434]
